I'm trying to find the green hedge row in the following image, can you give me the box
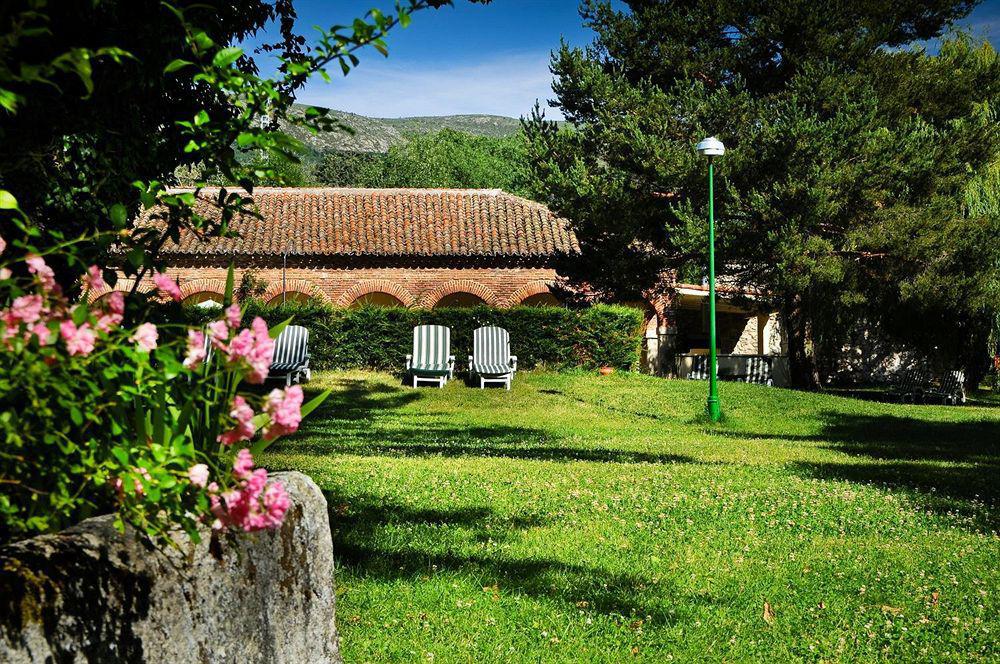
[181,302,645,372]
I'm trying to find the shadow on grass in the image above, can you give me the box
[706,411,999,525]
[325,491,706,623]
[294,377,706,465]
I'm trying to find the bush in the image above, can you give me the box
[180,302,645,372]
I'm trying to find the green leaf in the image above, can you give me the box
[300,388,333,419]
[268,316,294,339]
[0,190,18,210]
[110,203,127,227]
[212,46,244,68]
[163,58,192,73]
[194,110,210,126]
[223,262,235,306]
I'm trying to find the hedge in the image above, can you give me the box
[179,302,645,372]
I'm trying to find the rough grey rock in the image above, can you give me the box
[0,472,340,664]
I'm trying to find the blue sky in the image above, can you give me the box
[252,0,1000,120]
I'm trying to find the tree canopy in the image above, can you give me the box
[314,129,533,197]
[525,0,1000,387]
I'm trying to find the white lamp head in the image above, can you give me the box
[696,136,725,157]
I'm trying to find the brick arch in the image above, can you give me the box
[86,278,153,303]
[261,279,328,305]
[421,279,499,308]
[337,280,416,308]
[178,278,228,303]
[505,280,557,308]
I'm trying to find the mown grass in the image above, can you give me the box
[262,370,1000,663]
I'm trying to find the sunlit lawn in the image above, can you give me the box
[263,370,1000,662]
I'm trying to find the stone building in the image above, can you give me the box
[104,187,783,376]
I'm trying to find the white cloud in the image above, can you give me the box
[294,51,563,119]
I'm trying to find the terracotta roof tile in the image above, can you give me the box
[142,188,579,259]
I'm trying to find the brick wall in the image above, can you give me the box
[106,257,563,309]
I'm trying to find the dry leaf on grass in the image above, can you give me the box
[763,601,776,625]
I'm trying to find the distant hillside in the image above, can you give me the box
[282,105,523,156]
[379,114,522,138]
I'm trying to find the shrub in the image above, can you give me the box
[1,251,329,544]
[179,302,645,372]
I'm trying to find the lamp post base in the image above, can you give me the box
[706,396,722,422]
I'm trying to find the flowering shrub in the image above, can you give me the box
[0,236,329,543]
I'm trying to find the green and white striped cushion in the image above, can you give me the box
[411,325,451,376]
[471,326,511,376]
[269,325,309,372]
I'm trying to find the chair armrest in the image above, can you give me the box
[468,355,474,367]
[510,355,518,372]
[405,354,412,370]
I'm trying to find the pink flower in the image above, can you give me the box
[233,448,254,479]
[26,255,58,293]
[184,329,207,369]
[262,481,291,525]
[203,452,289,532]
[95,312,121,333]
[207,319,229,347]
[82,265,105,291]
[60,320,96,356]
[108,291,125,316]
[0,268,11,281]
[262,385,304,441]
[217,395,256,446]
[224,304,241,329]
[30,322,51,346]
[9,294,43,325]
[0,234,5,255]
[152,272,181,302]
[221,317,273,383]
[130,322,158,352]
[133,466,152,496]
[188,463,209,488]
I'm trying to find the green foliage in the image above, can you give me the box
[180,303,645,371]
[314,129,534,196]
[525,1,1000,387]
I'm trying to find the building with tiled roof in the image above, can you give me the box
[124,187,579,310]
[105,187,785,377]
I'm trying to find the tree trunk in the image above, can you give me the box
[782,296,822,390]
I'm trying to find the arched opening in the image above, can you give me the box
[183,291,225,308]
[434,292,485,308]
[349,292,404,308]
[266,291,314,306]
[520,292,561,307]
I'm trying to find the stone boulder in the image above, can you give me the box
[0,471,340,663]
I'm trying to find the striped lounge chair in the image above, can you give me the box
[468,326,518,390]
[268,325,311,386]
[406,325,455,388]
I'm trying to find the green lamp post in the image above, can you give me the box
[696,136,725,422]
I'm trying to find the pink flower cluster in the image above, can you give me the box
[218,395,256,445]
[152,271,182,302]
[205,311,274,384]
[216,386,303,445]
[207,449,290,532]
[263,385,304,440]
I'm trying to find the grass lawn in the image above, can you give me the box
[263,370,1000,662]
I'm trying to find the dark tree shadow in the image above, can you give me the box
[798,412,999,527]
[324,491,712,624]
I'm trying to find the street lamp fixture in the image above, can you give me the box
[696,136,724,422]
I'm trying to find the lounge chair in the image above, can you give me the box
[269,324,310,386]
[888,366,927,403]
[468,325,517,390]
[406,325,455,388]
[925,369,966,405]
